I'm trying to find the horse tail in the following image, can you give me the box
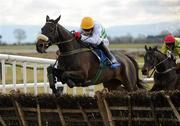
[113,51,138,91]
[125,54,145,89]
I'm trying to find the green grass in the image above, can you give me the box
[0,43,162,51]
[1,65,44,84]
[0,45,35,49]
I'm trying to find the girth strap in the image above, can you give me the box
[91,64,104,84]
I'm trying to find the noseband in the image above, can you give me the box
[148,52,176,77]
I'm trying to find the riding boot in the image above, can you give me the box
[47,65,57,94]
[98,42,121,68]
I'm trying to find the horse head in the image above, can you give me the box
[36,15,74,53]
[142,45,176,77]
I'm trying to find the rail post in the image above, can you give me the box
[0,62,2,80]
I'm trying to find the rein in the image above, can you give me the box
[155,67,176,74]
[148,56,176,77]
[53,38,74,45]
[54,37,92,57]
[147,57,169,77]
[60,48,92,57]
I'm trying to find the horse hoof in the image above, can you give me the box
[66,79,75,88]
[52,88,58,94]
[67,84,74,88]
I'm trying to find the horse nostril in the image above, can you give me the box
[39,44,44,47]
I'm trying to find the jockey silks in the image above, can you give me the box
[161,37,180,56]
[78,22,109,47]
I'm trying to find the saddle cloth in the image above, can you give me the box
[93,49,110,67]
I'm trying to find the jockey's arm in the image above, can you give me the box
[176,47,180,56]
[161,43,167,54]
[175,38,180,59]
[81,25,102,46]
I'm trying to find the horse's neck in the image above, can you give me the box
[57,24,72,41]
[157,52,166,62]
[155,51,170,72]
[56,24,81,52]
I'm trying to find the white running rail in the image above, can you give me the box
[0,54,95,96]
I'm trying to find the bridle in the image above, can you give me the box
[44,21,75,45]
[146,51,176,77]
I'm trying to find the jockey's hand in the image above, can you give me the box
[172,54,176,62]
[73,32,81,40]
[167,50,172,58]
[167,50,176,62]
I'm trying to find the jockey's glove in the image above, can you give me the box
[167,51,176,62]
[73,32,81,40]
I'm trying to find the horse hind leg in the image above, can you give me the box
[125,54,145,89]
[121,68,138,91]
[103,79,125,91]
[121,79,137,91]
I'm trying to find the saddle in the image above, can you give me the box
[77,41,111,67]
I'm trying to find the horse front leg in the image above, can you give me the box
[61,70,87,88]
[47,65,64,94]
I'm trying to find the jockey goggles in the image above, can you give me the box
[82,28,93,36]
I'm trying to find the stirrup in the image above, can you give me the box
[110,62,121,69]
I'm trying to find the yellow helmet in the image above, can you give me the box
[80,17,94,30]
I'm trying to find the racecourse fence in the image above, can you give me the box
[0,54,152,96]
[0,91,179,126]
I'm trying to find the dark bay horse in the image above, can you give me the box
[36,15,144,93]
[142,45,180,91]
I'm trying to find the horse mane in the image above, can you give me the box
[155,49,167,58]
[146,46,167,59]
[56,23,74,38]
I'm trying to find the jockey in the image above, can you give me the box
[161,34,180,59]
[161,34,180,73]
[73,17,120,69]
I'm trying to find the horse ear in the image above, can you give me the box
[154,46,158,51]
[145,45,148,51]
[46,15,50,22]
[149,47,152,50]
[54,15,61,23]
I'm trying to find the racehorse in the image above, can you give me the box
[142,45,180,91]
[36,15,144,93]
